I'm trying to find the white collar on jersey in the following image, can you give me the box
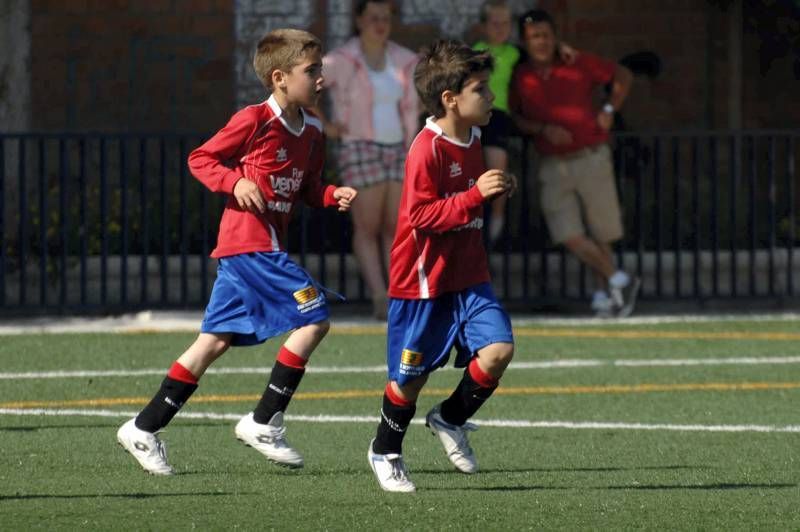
[424,116,481,148]
[265,94,322,137]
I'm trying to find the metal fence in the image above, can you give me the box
[0,130,797,313]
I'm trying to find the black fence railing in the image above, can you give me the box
[0,130,797,313]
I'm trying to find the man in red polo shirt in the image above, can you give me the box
[510,8,640,317]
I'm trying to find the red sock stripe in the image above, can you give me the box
[167,361,198,384]
[277,346,308,369]
[384,382,413,407]
[468,358,499,388]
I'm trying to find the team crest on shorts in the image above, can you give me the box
[399,348,424,377]
[401,349,423,366]
[293,286,323,313]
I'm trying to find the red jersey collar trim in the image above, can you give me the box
[266,94,309,137]
[424,117,480,148]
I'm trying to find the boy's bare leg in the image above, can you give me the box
[427,342,515,473]
[253,320,331,421]
[175,332,232,378]
[134,332,232,432]
[437,341,514,426]
[118,333,232,474]
[390,374,429,402]
[238,320,332,468]
[473,341,514,378]
[283,320,331,359]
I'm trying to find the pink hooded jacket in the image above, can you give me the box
[323,37,420,149]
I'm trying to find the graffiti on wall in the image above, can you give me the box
[235,0,536,107]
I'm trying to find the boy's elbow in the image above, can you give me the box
[407,209,434,232]
[187,150,205,173]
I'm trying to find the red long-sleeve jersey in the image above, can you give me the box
[388,119,490,299]
[188,95,337,258]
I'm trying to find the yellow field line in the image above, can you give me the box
[328,326,800,341]
[4,381,800,409]
[122,326,800,341]
[514,329,800,341]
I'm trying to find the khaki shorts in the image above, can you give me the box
[538,143,623,244]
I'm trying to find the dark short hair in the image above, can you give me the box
[517,8,556,37]
[353,0,395,35]
[414,39,494,118]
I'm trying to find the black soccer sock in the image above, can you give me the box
[372,383,416,455]
[135,362,199,433]
[440,358,499,427]
[252,346,307,424]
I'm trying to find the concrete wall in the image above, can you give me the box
[7,1,798,132]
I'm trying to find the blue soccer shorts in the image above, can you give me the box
[201,252,329,346]
[386,282,514,385]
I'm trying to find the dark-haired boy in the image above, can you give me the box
[367,39,516,492]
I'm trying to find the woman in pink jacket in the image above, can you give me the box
[320,0,419,320]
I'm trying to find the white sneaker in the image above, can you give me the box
[116,418,174,475]
[235,411,303,468]
[590,291,614,318]
[367,439,415,493]
[610,276,642,318]
[425,404,478,474]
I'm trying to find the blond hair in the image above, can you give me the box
[253,28,322,90]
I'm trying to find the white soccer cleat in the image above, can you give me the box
[425,404,479,474]
[367,439,416,493]
[116,417,174,476]
[235,411,304,468]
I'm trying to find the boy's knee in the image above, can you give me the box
[478,342,514,373]
[310,319,330,338]
[503,341,515,359]
[392,375,427,403]
[200,334,230,356]
[494,342,514,365]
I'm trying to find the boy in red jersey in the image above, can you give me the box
[117,29,357,475]
[367,40,516,492]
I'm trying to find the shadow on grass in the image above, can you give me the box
[604,483,797,490]
[411,465,704,475]
[429,482,797,492]
[0,424,120,432]
[0,421,233,432]
[0,491,256,501]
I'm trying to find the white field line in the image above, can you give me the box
[512,312,800,327]
[0,312,798,336]
[2,408,800,434]
[4,356,800,380]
